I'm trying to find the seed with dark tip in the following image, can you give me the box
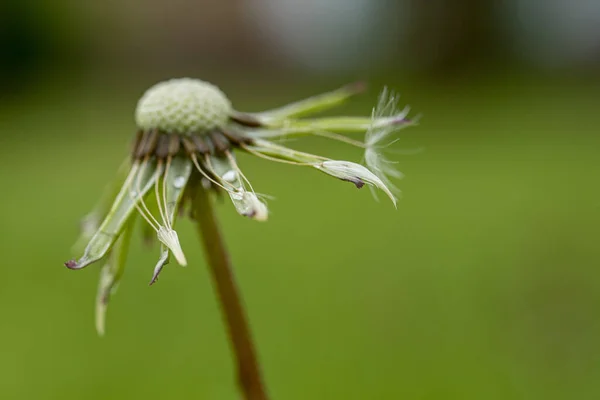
[64,260,78,269]
[209,131,230,153]
[135,129,160,159]
[243,211,257,218]
[181,136,197,155]
[155,134,171,159]
[230,112,263,128]
[167,134,181,156]
[191,135,211,154]
[149,273,161,286]
[221,128,253,145]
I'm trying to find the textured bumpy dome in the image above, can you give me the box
[135,78,232,135]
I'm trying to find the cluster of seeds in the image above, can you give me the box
[66,77,415,334]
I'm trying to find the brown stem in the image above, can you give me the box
[193,186,269,400]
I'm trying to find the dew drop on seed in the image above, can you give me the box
[231,192,243,201]
[173,176,186,188]
[222,170,237,182]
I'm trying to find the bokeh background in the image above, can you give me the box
[1,1,600,399]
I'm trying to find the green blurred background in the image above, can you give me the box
[1,1,600,399]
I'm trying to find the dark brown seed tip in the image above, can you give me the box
[343,178,365,189]
[243,210,257,219]
[64,260,79,269]
[149,266,165,286]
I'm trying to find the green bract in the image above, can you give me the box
[67,78,416,335]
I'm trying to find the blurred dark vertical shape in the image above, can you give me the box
[0,1,49,92]
[0,0,83,96]
[406,0,497,76]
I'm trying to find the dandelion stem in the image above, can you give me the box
[192,185,269,400]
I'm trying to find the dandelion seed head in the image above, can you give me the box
[68,80,419,334]
[135,78,232,135]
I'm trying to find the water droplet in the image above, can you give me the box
[173,176,186,188]
[222,170,237,183]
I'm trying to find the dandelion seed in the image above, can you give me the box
[363,87,414,198]
[315,160,397,206]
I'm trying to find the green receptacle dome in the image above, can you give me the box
[135,78,232,135]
